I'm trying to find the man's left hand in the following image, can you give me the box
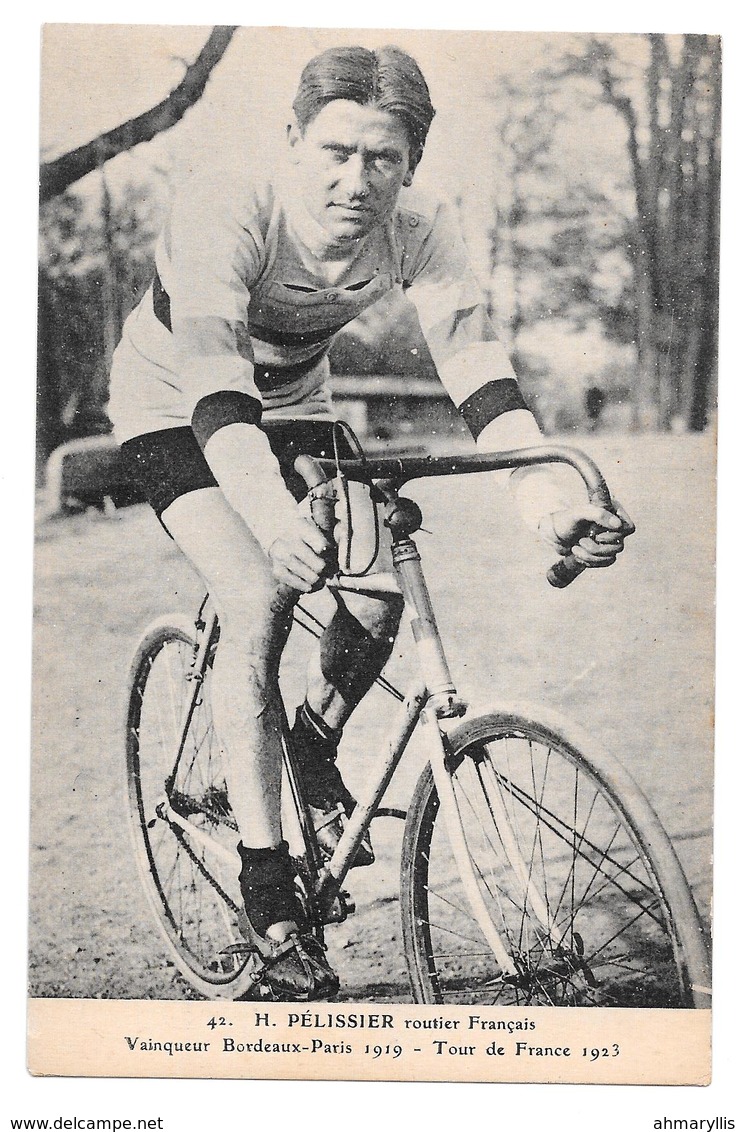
[541,500,635,568]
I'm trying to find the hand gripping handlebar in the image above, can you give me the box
[294,445,614,588]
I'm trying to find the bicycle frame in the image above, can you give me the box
[158,445,614,982]
[314,563,539,976]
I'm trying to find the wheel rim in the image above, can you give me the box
[127,632,253,990]
[410,727,690,1006]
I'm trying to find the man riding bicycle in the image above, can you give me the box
[110,44,633,999]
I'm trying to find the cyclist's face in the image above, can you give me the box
[288,100,417,242]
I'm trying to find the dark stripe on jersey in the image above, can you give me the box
[191,390,263,450]
[253,348,329,392]
[152,268,345,352]
[249,321,348,349]
[458,379,528,439]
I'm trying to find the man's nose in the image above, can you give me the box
[340,154,369,198]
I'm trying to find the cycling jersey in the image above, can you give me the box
[107,163,527,445]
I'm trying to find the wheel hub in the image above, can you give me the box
[507,933,599,1004]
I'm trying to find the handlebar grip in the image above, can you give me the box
[294,454,327,491]
[546,481,614,588]
[547,506,610,587]
[293,456,337,562]
[547,554,586,589]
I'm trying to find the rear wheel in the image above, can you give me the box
[125,618,264,1000]
[401,710,710,1007]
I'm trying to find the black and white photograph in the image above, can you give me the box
[26,22,720,1087]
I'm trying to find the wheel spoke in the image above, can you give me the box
[498,774,656,896]
[496,774,665,927]
[455,777,518,944]
[403,716,703,1007]
[126,627,260,997]
[426,883,476,922]
[423,916,493,949]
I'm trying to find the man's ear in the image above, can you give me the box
[404,146,423,186]
[287,119,303,163]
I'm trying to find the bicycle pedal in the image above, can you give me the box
[322,890,354,923]
[341,889,355,915]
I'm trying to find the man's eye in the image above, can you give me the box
[373,155,398,173]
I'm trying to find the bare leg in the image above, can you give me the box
[160,487,296,850]
[158,483,342,993]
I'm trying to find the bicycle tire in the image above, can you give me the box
[125,617,263,1000]
[401,706,711,1008]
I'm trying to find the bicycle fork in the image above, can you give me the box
[390,521,561,975]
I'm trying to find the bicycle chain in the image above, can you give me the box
[163,787,328,1001]
[168,819,243,918]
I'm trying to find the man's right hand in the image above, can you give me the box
[268,516,336,592]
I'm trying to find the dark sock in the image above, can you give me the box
[297,702,341,748]
[237,841,302,937]
[291,704,355,813]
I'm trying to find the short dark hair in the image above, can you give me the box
[292,45,436,154]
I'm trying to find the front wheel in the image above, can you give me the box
[401,709,710,1007]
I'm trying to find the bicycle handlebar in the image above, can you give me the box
[294,445,614,588]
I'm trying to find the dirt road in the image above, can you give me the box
[28,433,714,1002]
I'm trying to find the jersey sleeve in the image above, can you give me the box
[404,202,577,530]
[162,169,267,443]
[159,172,300,550]
[403,202,529,440]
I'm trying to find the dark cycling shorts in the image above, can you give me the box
[120,419,356,529]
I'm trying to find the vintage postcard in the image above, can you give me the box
[30,24,717,1084]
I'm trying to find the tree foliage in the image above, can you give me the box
[478,35,720,432]
[37,26,236,475]
[564,35,721,430]
[37,183,162,471]
[479,71,636,429]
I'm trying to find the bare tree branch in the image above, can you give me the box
[40,26,237,204]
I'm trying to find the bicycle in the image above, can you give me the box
[124,441,711,1007]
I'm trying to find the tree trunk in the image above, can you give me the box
[689,39,721,431]
[99,172,121,380]
[595,35,720,431]
[632,226,660,431]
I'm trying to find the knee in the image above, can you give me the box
[319,596,402,702]
[344,592,403,642]
[211,636,282,719]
